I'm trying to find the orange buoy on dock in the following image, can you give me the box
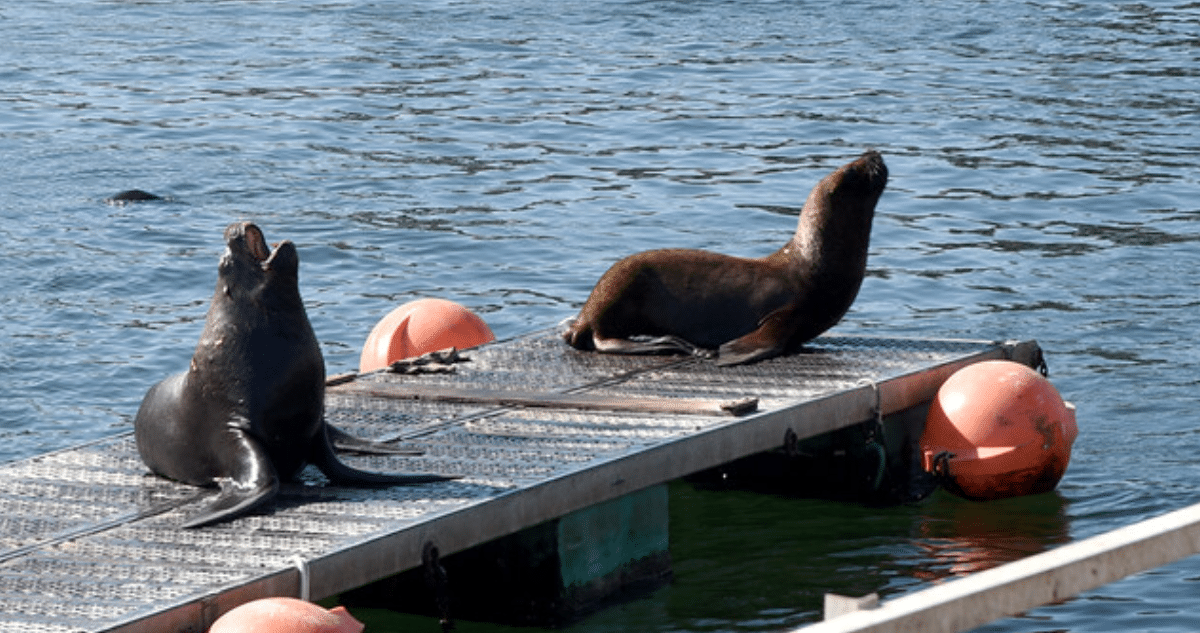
[359,298,495,372]
[921,360,1078,501]
[209,597,364,633]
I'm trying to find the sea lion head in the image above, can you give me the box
[217,222,303,309]
[791,150,888,261]
[809,150,888,220]
[848,149,888,188]
[105,189,163,205]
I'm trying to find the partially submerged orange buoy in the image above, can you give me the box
[209,597,364,633]
[921,360,1078,501]
[359,298,495,372]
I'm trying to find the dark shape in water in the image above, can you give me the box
[105,189,164,204]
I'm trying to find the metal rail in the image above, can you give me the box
[805,501,1200,633]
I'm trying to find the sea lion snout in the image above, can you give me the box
[824,150,888,206]
[850,150,888,193]
[219,222,300,282]
[224,222,272,264]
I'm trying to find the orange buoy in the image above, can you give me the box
[209,597,364,633]
[921,360,1078,501]
[359,298,495,372]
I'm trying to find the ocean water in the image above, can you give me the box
[2,1,1199,631]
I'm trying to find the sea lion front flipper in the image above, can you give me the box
[181,428,280,529]
[327,424,424,456]
[312,425,456,486]
[716,307,794,367]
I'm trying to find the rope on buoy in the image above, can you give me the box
[857,378,887,491]
[867,441,887,492]
[422,541,454,633]
[291,554,311,602]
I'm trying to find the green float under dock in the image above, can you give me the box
[0,331,1042,632]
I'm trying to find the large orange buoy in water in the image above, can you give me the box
[209,597,364,633]
[921,360,1078,501]
[359,298,495,372]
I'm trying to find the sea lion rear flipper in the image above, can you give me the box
[181,429,280,529]
[313,425,456,486]
[717,307,793,366]
[592,333,713,358]
[327,424,424,456]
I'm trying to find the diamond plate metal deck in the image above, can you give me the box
[0,331,1040,632]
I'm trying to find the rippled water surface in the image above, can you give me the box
[2,1,1199,631]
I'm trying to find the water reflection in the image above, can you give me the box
[910,491,1072,580]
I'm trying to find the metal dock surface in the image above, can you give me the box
[0,331,1037,633]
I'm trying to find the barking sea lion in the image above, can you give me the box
[563,150,887,366]
[134,222,449,528]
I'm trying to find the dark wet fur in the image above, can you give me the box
[105,189,163,204]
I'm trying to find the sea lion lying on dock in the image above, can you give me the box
[563,150,887,366]
[134,222,450,528]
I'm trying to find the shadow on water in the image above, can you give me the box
[585,484,1070,632]
[345,483,1071,633]
[909,490,1072,580]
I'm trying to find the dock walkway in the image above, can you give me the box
[0,331,1036,632]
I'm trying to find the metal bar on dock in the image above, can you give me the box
[329,381,760,416]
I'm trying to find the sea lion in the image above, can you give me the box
[105,189,163,204]
[563,150,887,366]
[134,222,449,528]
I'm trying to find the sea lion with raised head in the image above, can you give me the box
[134,222,450,528]
[563,150,887,366]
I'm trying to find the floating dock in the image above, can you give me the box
[0,331,1040,632]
